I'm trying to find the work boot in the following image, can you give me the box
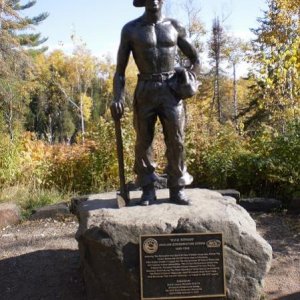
[169,186,191,205]
[140,183,156,206]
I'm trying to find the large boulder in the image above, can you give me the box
[75,189,272,300]
[0,202,21,228]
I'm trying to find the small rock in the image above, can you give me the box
[288,197,300,214]
[30,202,71,220]
[70,196,89,216]
[216,189,240,203]
[0,203,21,229]
[240,198,282,212]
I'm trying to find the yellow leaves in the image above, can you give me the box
[265,77,273,88]
[258,102,264,110]
[8,129,109,192]
[71,46,98,88]
[276,0,300,13]
[81,94,93,121]
[32,47,98,94]
[125,56,138,97]
[125,57,138,77]
[49,50,67,72]
[28,46,102,138]
[253,1,299,122]
[20,132,51,165]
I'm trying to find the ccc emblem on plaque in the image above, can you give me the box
[143,238,159,254]
[206,239,222,248]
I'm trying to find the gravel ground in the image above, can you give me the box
[0,216,86,300]
[0,212,299,300]
[252,212,300,300]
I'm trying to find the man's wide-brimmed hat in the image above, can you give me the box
[133,0,145,7]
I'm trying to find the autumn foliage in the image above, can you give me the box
[0,0,299,213]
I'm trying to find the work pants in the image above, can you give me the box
[133,78,193,188]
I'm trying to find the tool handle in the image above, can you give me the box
[114,119,130,205]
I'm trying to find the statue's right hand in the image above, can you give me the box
[110,101,124,121]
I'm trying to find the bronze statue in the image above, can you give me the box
[111,0,200,206]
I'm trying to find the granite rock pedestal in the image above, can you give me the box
[75,189,272,300]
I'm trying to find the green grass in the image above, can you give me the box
[0,185,71,219]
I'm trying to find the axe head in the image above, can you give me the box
[117,192,127,208]
[116,190,130,208]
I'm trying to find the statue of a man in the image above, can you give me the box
[111,0,200,206]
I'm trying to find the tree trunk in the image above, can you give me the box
[233,62,238,124]
[211,17,223,123]
[80,94,85,143]
[0,0,5,30]
[48,114,53,144]
[216,61,221,122]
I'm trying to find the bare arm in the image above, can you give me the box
[114,27,131,102]
[173,20,200,75]
[111,26,131,120]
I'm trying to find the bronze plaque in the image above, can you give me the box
[140,233,225,300]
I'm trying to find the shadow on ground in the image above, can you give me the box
[277,292,300,300]
[0,250,86,300]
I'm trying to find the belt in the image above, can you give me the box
[138,71,175,82]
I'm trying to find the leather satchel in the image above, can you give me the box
[168,67,199,100]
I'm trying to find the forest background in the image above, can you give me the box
[0,0,299,216]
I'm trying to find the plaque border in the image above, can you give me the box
[139,232,226,300]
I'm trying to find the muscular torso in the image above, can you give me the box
[125,17,179,74]
[113,15,199,102]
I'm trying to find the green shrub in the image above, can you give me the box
[0,185,68,218]
[186,120,245,189]
[0,106,299,205]
[20,188,68,219]
[0,134,23,186]
[186,112,300,201]
[45,111,136,194]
